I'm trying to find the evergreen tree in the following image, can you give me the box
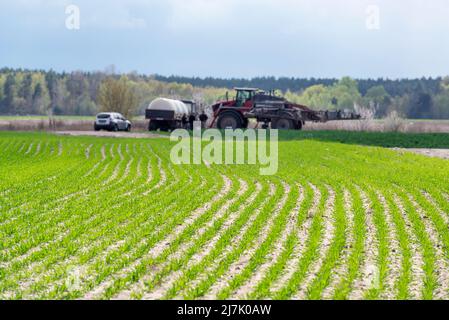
[2,74,17,114]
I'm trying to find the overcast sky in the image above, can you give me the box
[1,0,449,78]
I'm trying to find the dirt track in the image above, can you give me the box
[55,131,167,139]
[393,148,449,160]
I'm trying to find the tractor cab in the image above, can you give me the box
[234,88,260,107]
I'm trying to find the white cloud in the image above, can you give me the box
[86,9,147,30]
[161,0,372,33]
[4,0,449,32]
[164,0,236,30]
[76,1,148,30]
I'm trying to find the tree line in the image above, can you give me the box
[0,68,226,118]
[154,75,444,97]
[1,68,448,119]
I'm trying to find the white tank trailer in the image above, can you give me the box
[146,98,195,131]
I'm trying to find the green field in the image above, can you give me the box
[279,131,449,148]
[0,132,448,300]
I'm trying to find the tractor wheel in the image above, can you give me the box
[217,112,243,130]
[149,121,158,131]
[272,118,294,130]
[159,121,170,132]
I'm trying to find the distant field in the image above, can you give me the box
[279,131,449,148]
[1,116,448,133]
[305,119,449,133]
[0,115,147,121]
[0,132,448,300]
[0,116,148,131]
[0,115,95,121]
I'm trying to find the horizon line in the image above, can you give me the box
[1,66,448,82]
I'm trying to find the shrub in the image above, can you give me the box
[383,111,404,132]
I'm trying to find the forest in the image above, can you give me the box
[1,68,449,119]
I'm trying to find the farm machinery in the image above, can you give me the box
[209,88,361,130]
[145,98,197,131]
[146,88,361,131]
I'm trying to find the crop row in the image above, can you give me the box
[0,133,448,300]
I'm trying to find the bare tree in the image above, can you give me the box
[383,110,404,132]
[97,76,138,118]
[354,103,376,131]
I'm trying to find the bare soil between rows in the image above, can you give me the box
[393,148,449,160]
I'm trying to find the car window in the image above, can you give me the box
[97,114,110,119]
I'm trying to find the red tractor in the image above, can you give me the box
[209,88,360,130]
